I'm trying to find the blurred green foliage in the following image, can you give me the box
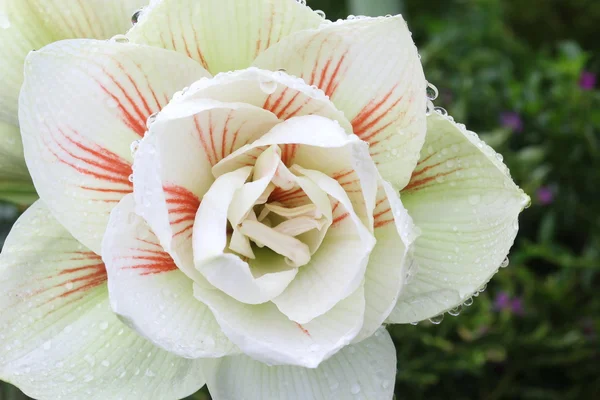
[2,0,599,399]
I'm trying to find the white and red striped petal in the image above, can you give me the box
[103,195,237,358]
[18,39,210,253]
[388,113,530,323]
[127,0,324,74]
[0,201,206,400]
[176,68,353,133]
[254,16,427,190]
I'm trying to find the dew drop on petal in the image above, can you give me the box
[131,9,142,25]
[463,297,474,307]
[426,82,439,101]
[429,314,444,324]
[468,194,481,205]
[350,383,361,395]
[500,257,509,268]
[259,79,278,94]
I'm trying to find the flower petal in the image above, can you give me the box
[0,0,146,125]
[354,180,418,342]
[102,194,237,359]
[0,201,205,400]
[254,16,427,190]
[272,165,375,324]
[388,112,530,323]
[193,280,365,368]
[127,0,323,74]
[132,97,280,276]
[18,39,209,253]
[203,327,396,400]
[192,166,298,304]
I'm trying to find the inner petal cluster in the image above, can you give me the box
[226,145,331,269]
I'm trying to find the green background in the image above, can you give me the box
[2,0,599,398]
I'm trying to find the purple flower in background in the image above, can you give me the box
[579,71,596,90]
[537,186,554,206]
[494,292,526,316]
[510,297,525,316]
[494,292,511,311]
[500,111,523,133]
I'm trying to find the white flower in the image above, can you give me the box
[0,1,530,399]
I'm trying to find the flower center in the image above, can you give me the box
[226,145,330,268]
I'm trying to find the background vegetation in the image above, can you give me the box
[2,0,599,399]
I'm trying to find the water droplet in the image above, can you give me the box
[101,360,110,367]
[146,112,158,129]
[259,78,278,94]
[128,174,134,183]
[410,321,418,326]
[84,354,95,366]
[131,9,142,25]
[110,34,129,44]
[429,314,444,324]
[99,321,109,330]
[448,306,461,316]
[315,9,326,18]
[468,194,481,205]
[434,106,447,116]
[426,82,439,101]
[83,374,94,383]
[500,257,509,268]
[43,340,52,350]
[381,380,391,389]
[463,297,474,306]
[350,383,361,394]
[130,140,140,156]
[329,380,339,390]
[145,368,156,377]
[64,281,74,290]
[308,344,320,352]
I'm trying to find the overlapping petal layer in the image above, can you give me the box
[19,39,210,253]
[388,112,530,323]
[103,194,238,359]
[127,0,324,74]
[203,327,396,400]
[0,201,205,400]
[254,15,427,190]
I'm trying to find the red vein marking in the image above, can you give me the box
[374,218,395,229]
[116,61,153,117]
[221,111,234,160]
[332,212,350,226]
[191,23,209,69]
[194,115,215,165]
[103,69,149,137]
[264,87,288,115]
[164,185,201,237]
[280,144,298,166]
[403,169,460,193]
[275,91,302,119]
[331,169,354,181]
[352,85,401,140]
[323,51,349,98]
[121,251,178,276]
[295,322,311,337]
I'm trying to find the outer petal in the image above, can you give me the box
[193,280,365,368]
[127,0,324,74]
[19,39,210,253]
[0,0,146,125]
[102,194,237,359]
[254,16,427,190]
[388,112,530,323]
[0,120,36,204]
[203,327,396,400]
[354,180,418,342]
[0,201,205,400]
